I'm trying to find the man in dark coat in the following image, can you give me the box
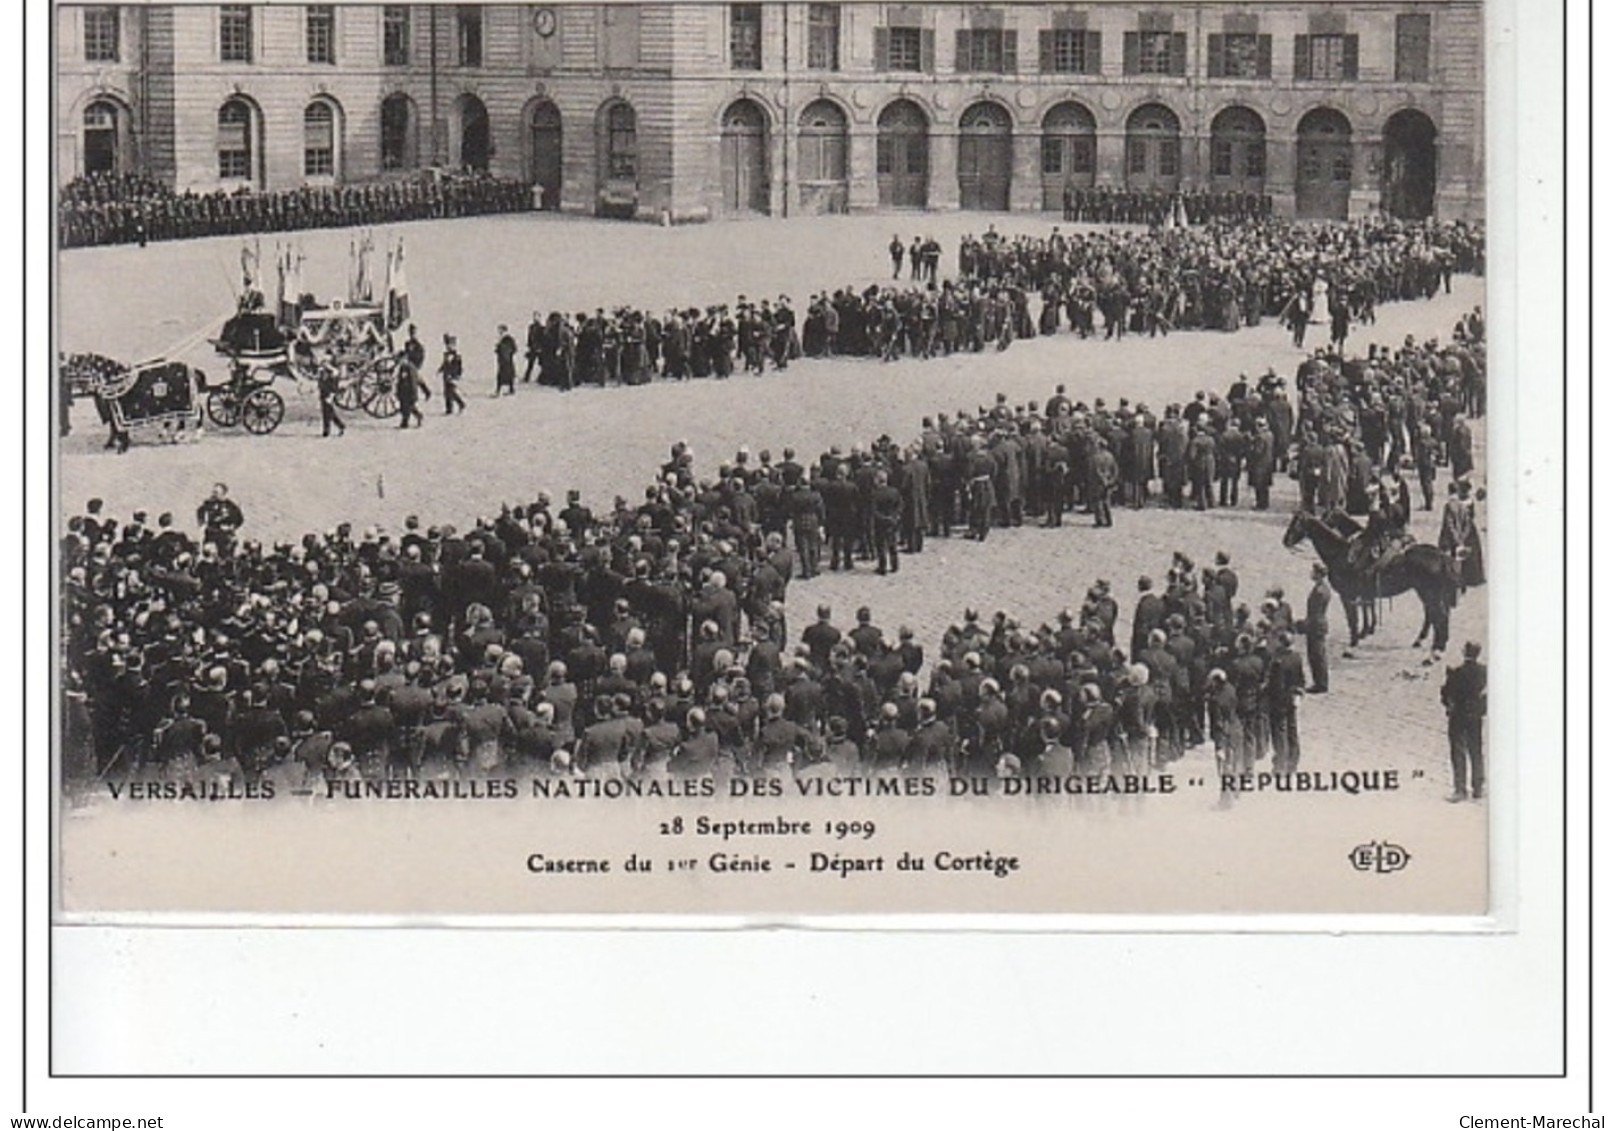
[1246,418,1276,510]
[1440,641,1487,802]
[1304,562,1332,693]
[1088,438,1118,528]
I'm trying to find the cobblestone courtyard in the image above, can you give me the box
[59,211,1487,800]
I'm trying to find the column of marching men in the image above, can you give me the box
[57,170,533,249]
[61,310,1485,791]
[440,216,1481,395]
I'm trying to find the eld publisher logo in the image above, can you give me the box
[1348,841,1411,874]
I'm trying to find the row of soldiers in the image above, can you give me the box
[1059,186,1275,227]
[59,172,532,249]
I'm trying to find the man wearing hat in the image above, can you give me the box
[438,334,467,415]
[1440,642,1486,802]
[1304,562,1332,693]
[1266,632,1306,773]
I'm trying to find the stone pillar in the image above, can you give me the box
[1187,129,1209,189]
[1095,127,1126,188]
[773,119,789,218]
[1350,134,1382,218]
[1271,138,1299,220]
[846,124,880,212]
[1011,130,1042,211]
[930,124,960,210]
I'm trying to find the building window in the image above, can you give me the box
[1040,135,1091,173]
[956,28,1015,74]
[1207,32,1271,78]
[1295,34,1358,81]
[730,4,762,70]
[217,99,253,180]
[304,101,336,177]
[882,26,925,72]
[807,4,840,70]
[381,93,414,169]
[83,7,119,63]
[383,5,410,66]
[1041,137,1063,175]
[219,5,253,63]
[1395,13,1432,81]
[1040,28,1101,75]
[798,100,848,181]
[607,103,637,180]
[1132,30,1184,76]
[457,5,483,66]
[306,6,335,64]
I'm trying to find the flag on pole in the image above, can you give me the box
[240,239,260,294]
[279,244,305,330]
[273,243,286,329]
[386,238,411,331]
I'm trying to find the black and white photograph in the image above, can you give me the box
[21,0,1593,1109]
[50,1,1505,918]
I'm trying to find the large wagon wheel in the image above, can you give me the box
[330,357,368,411]
[241,387,285,435]
[362,360,401,418]
[206,388,242,428]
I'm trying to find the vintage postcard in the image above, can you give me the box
[54,0,1497,918]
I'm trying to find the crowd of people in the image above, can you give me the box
[58,170,533,249]
[956,217,1485,340]
[61,298,1485,789]
[461,218,1484,395]
[1059,186,1275,227]
[60,486,1321,789]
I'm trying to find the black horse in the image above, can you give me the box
[1282,509,1459,658]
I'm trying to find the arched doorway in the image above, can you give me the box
[457,94,490,173]
[526,99,562,210]
[1382,109,1438,219]
[796,99,848,214]
[1296,107,1353,220]
[1209,106,1267,195]
[1040,101,1096,211]
[596,100,638,218]
[82,98,127,177]
[877,99,929,209]
[1125,103,1181,191]
[380,93,419,172]
[957,101,1013,212]
[720,99,770,214]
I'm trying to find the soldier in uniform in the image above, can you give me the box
[1295,563,1332,694]
[316,363,346,438]
[870,470,903,576]
[196,482,244,556]
[438,334,467,415]
[1087,438,1117,528]
[395,341,429,429]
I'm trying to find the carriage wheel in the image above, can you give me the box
[206,389,241,428]
[331,359,367,411]
[362,365,401,418]
[241,388,284,435]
